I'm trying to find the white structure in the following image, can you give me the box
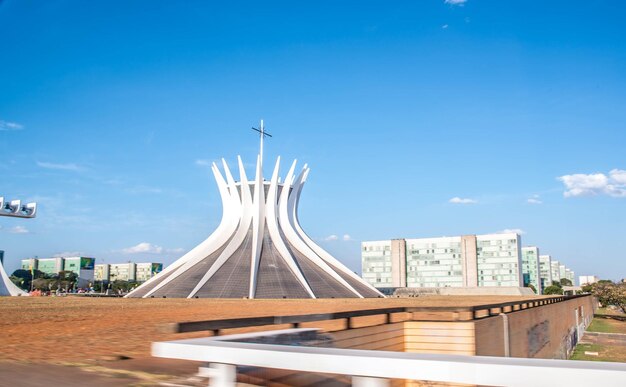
[521,247,542,293]
[579,275,599,286]
[128,122,381,299]
[1,195,36,296]
[362,233,523,289]
[153,328,626,387]
[0,196,37,218]
[0,258,27,296]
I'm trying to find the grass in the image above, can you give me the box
[587,318,626,334]
[570,343,626,362]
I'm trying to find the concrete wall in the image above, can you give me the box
[474,295,596,359]
[331,295,595,361]
[333,322,404,351]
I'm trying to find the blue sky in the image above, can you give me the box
[1,0,625,281]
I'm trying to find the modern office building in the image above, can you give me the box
[361,240,394,287]
[363,233,523,289]
[579,275,599,286]
[35,257,64,276]
[20,256,95,287]
[550,260,561,283]
[94,264,110,282]
[521,247,541,293]
[136,262,163,282]
[559,264,567,282]
[96,262,164,282]
[538,255,553,289]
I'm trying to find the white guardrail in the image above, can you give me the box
[152,328,626,387]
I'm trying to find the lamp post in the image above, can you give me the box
[1,196,37,295]
[0,197,37,218]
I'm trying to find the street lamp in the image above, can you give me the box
[0,197,37,218]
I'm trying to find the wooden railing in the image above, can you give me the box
[169,294,591,335]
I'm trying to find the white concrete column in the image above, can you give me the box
[208,363,236,387]
[352,376,390,387]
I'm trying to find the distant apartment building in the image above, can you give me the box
[20,256,95,287]
[95,262,163,282]
[521,247,541,293]
[550,260,561,283]
[579,275,599,286]
[362,233,522,289]
[538,255,553,289]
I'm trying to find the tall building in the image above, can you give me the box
[361,240,393,287]
[110,263,136,281]
[136,263,163,282]
[97,262,164,282]
[538,255,553,289]
[363,233,523,289]
[550,260,561,283]
[558,264,567,282]
[94,264,110,282]
[565,269,575,285]
[20,257,95,287]
[521,247,541,293]
[127,125,381,299]
[579,275,599,286]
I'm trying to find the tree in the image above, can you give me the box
[560,278,573,287]
[551,280,562,288]
[544,285,564,295]
[11,269,46,291]
[527,284,537,294]
[592,281,626,313]
[581,284,593,293]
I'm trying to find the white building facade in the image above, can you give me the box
[521,247,541,294]
[362,233,523,289]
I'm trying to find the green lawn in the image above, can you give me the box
[570,343,626,362]
[587,316,626,334]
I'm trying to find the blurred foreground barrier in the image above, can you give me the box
[153,327,626,387]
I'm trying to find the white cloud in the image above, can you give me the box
[126,185,163,195]
[558,169,626,198]
[121,242,164,254]
[495,228,526,235]
[37,161,84,171]
[527,194,542,204]
[0,120,24,131]
[449,197,477,204]
[445,0,467,6]
[342,234,352,241]
[9,225,29,234]
[195,159,212,167]
[441,24,449,29]
[120,242,184,255]
[324,234,339,241]
[53,251,83,258]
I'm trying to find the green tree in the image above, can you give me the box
[581,284,593,293]
[592,281,626,313]
[527,284,537,294]
[11,269,46,290]
[560,278,573,287]
[551,280,562,288]
[544,285,564,295]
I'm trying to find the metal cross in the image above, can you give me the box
[251,119,272,164]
